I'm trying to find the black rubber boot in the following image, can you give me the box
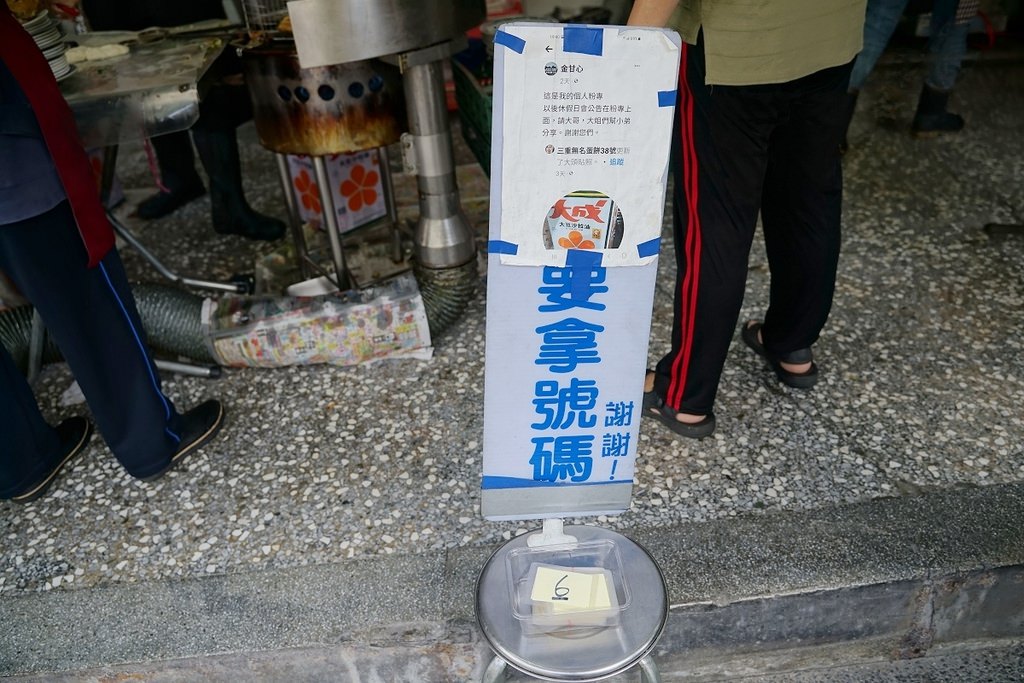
[911,84,964,138]
[190,128,286,241]
[136,131,206,220]
[840,90,859,154]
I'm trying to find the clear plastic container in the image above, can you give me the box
[505,539,630,635]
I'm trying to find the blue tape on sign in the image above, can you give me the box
[658,90,678,107]
[563,25,603,56]
[566,248,604,301]
[494,30,526,54]
[566,249,604,269]
[482,476,630,489]
[488,240,519,255]
[637,237,661,257]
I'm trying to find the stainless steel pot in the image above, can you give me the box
[288,0,485,68]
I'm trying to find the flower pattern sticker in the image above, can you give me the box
[339,161,380,212]
[286,151,387,232]
[293,168,322,215]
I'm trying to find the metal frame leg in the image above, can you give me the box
[16,146,228,382]
[154,359,221,379]
[638,654,662,683]
[108,213,247,294]
[311,155,353,290]
[99,146,120,207]
[480,655,507,683]
[275,152,314,279]
[376,145,404,264]
[100,144,247,295]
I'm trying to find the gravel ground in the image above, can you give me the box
[1,53,1021,597]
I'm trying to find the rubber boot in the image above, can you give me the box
[911,84,964,138]
[136,131,206,220]
[840,90,859,154]
[190,128,286,241]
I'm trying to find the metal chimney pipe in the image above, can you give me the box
[402,58,476,269]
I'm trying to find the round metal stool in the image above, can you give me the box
[476,525,667,682]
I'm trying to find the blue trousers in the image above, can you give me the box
[0,201,182,496]
[850,0,969,92]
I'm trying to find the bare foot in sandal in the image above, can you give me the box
[644,371,708,425]
[753,327,812,375]
[741,321,819,389]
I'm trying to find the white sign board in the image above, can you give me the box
[481,23,680,521]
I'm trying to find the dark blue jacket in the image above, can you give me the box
[0,59,65,226]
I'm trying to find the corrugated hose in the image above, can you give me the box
[0,263,478,371]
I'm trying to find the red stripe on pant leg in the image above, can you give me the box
[667,43,703,411]
[679,57,704,405]
[667,45,695,407]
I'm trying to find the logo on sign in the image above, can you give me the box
[543,190,625,250]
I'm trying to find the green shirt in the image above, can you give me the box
[669,0,867,86]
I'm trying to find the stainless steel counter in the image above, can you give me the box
[59,36,226,148]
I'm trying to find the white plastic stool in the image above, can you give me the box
[476,524,667,682]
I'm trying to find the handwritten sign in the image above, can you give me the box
[529,564,616,620]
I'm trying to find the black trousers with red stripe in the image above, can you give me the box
[652,38,853,416]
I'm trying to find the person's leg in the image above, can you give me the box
[191,126,285,241]
[650,37,772,421]
[136,131,206,220]
[0,201,182,478]
[0,341,62,496]
[849,0,912,91]
[190,78,285,241]
[758,61,851,363]
[925,0,969,91]
[843,0,912,150]
[912,0,968,134]
[0,344,92,501]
